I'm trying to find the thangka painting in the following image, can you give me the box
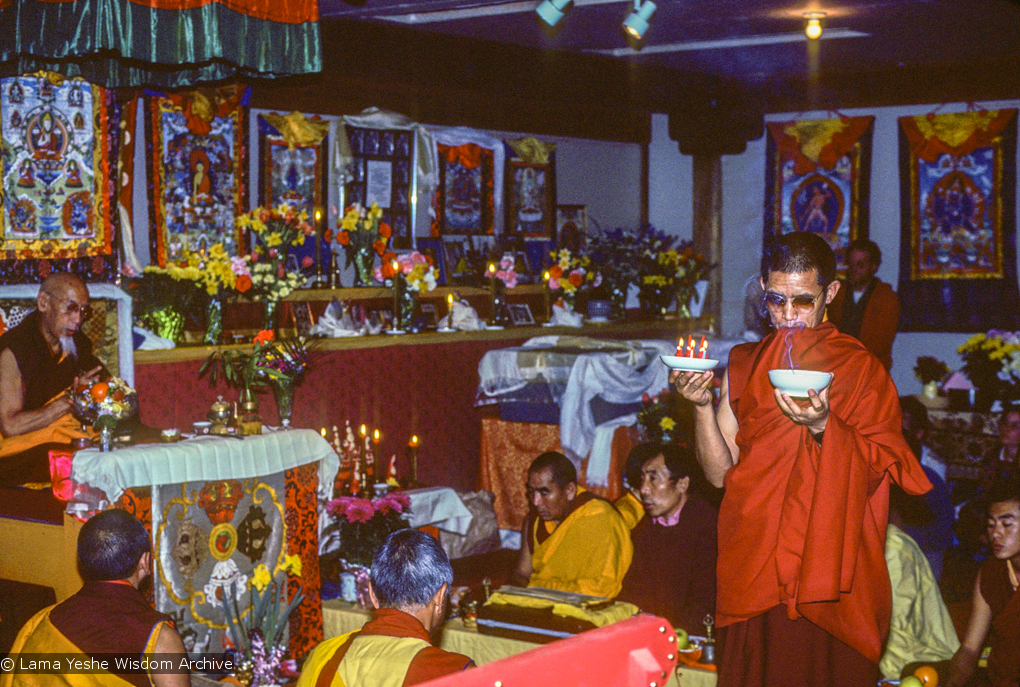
[0,73,119,284]
[897,109,1019,331]
[343,126,414,249]
[145,85,248,266]
[431,142,495,237]
[152,464,323,660]
[764,116,873,274]
[258,112,330,276]
[504,138,556,239]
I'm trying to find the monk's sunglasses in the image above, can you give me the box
[762,291,823,313]
[46,293,92,321]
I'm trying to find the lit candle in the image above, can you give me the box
[686,337,696,357]
[698,336,707,359]
[392,259,402,330]
[675,336,686,356]
[408,435,420,485]
[543,271,551,322]
[488,263,497,326]
[447,293,455,328]
[373,428,380,446]
[359,424,367,439]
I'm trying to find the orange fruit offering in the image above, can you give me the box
[89,382,109,403]
[914,666,939,687]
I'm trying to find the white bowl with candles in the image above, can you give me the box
[768,369,833,398]
[660,355,719,372]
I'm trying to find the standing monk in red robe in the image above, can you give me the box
[672,232,931,687]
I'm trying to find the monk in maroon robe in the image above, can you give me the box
[673,232,930,687]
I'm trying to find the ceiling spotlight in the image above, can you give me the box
[804,12,825,40]
[623,0,657,41]
[536,0,571,28]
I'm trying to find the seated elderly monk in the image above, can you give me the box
[617,442,717,633]
[2,509,189,687]
[945,478,1020,687]
[509,452,633,598]
[298,529,474,687]
[0,273,103,486]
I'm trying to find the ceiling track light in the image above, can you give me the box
[804,12,825,40]
[535,0,571,28]
[622,0,656,41]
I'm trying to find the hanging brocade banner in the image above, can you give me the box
[0,72,119,283]
[764,116,874,274]
[146,85,248,266]
[897,109,1018,331]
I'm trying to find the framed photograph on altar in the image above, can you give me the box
[0,73,120,283]
[343,126,414,250]
[508,303,535,326]
[764,116,874,274]
[896,109,1019,331]
[416,238,446,285]
[444,238,470,279]
[369,308,393,329]
[258,112,330,278]
[525,239,555,280]
[555,205,587,252]
[418,302,439,329]
[145,85,248,266]
[432,142,495,236]
[505,160,555,239]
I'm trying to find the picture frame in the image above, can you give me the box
[510,250,531,284]
[369,309,393,329]
[432,141,495,236]
[418,302,439,329]
[525,239,555,280]
[555,205,587,252]
[508,303,535,326]
[343,125,415,249]
[416,238,447,285]
[444,238,471,279]
[505,160,555,239]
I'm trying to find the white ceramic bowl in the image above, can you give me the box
[659,355,719,371]
[768,369,833,397]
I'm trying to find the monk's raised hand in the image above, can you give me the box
[773,385,829,436]
[75,365,103,388]
[671,369,714,406]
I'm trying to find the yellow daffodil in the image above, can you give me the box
[282,554,303,578]
[250,564,272,592]
[660,417,676,431]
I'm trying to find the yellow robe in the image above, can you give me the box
[1,606,168,687]
[613,491,645,530]
[529,492,633,598]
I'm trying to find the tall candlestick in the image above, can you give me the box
[488,263,497,326]
[314,209,324,284]
[446,293,455,327]
[407,435,420,485]
[392,259,402,330]
[543,271,551,322]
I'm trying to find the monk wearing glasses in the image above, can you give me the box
[0,273,104,485]
[672,232,930,687]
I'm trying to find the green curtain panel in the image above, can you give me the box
[0,0,321,87]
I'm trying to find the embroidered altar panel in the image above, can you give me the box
[432,142,495,237]
[0,73,118,283]
[897,109,1019,331]
[764,116,873,274]
[145,85,248,266]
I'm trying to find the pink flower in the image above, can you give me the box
[301,256,314,269]
[269,249,278,259]
[500,256,514,270]
[549,277,561,290]
[375,492,411,515]
[277,264,286,279]
[336,498,374,523]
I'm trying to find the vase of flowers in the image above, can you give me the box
[547,248,593,312]
[639,237,714,319]
[127,264,203,343]
[374,250,439,329]
[586,227,645,320]
[220,554,304,687]
[636,387,694,445]
[914,356,950,400]
[958,330,1020,409]
[239,204,313,320]
[337,203,392,287]
[324,493,411,606]
[188,244,253,345]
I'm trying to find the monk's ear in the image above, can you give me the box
[565,482,577,501]
[367,581,381,610]
[676,476,690,494]
[824,279,840,305]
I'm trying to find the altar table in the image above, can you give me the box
[320,600,715,686]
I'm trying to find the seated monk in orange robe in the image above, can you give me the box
[0,273,103,486]
[673,232,931,687]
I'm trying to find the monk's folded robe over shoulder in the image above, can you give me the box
[722,322,931,663]
[527,489,633,599]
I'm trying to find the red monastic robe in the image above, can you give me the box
[720,322,931,663]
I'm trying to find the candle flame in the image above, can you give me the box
[698,336,707,358]
[543,270,550,281]
[447,293,454,305]
[675,336,685,356]
[320,427,327,437]
[359,424,367,437]
[373,429,380,443]
[686,337,696,357]
[409,435,419,447]
[315,209,322,222]
[488,263,496,275]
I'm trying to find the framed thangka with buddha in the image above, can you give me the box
[897,109,1018,332]
[257,112,331,277]
[0,73,120,284]
[764,116,873,275]
[145,85,248,267]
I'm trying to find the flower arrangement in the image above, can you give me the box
[640,238,714,317]
[238,204,314,302]
[547,248,595,308]
[190,243,253,297]
[494,253,519,290]
[958,330,1020,403]
[635,387,694,446]
[221,554,304,687]
[336,203,392,285]
[914,356,950,385]
[70,377,139,431]
[128,264,203,319]
[374,251,439,293]
[199,330,315,396]
[324,493,411,567]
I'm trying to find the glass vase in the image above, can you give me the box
[147,306,185,343]
[675,286,694,319]
[352,248,375,287]
[269,377,295,428]
[204,297,223,345]
[262,299,278,332]
[398,289,418,331]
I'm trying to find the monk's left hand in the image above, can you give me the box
[774,386,828,436]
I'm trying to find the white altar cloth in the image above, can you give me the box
[404,486,474,535]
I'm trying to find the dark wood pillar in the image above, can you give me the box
[692,154,722,334]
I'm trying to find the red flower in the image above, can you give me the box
[235,274,252,293]
[549,265,563,279]
[373,239,387,256]
[301,256,314,269]
[323,229,334,243]
[336,231,350,246]
[379,222,392,239]
[254,330,275,345]
[381,260,396,280]
[568,271,583,287]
